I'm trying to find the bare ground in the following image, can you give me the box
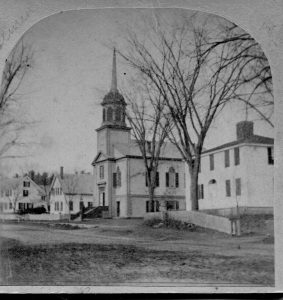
[0,219,274,286]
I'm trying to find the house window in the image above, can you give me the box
[166,167,178,188]
[209,154,214,171]
[225,180,231,197]
[166,200,179,210]
[224,150,230,168]
[268,147,274,165]
[198,184,204,199]
[23,181,30,187]
[88,202,93,208]
[9,202,12,209]
[23,190,29,197]
[60,202,63,211]
[235,178,241,196]
[69,201,73,211]
[234,147,240,166]
[99,165,104,179]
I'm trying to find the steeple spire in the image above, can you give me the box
[110,48,117,92]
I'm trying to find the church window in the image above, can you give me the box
[99,165,104,179]
[107,107,113,122]
[268,147,274,165]
[113,173,117,188]
[166,167,178,188]
[103,109,106,122]
[115,107,121,122]
[117,167,121,187]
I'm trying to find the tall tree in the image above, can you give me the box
[120,13,267,210]
[123,76,172,212]
[0,38,33,160]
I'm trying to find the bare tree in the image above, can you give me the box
[123,76,172,212]
[205,23,273,127]
[120,13,263,210]
[6,178,22,212]
[0,38,33,160]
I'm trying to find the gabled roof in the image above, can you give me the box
[91,151,114,165]
[0,175,46,195]
[202,134,274,155]
[55,173,94,195]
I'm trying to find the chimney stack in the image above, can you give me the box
[236,121,254,140]
[60,166,64,179]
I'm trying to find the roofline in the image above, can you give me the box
[92,155,183,165]
[202,140,274,155]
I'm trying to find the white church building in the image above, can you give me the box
[92,50,186,218]
[91,50,274,218]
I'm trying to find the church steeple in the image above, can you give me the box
[99,48,127,128]
[110,48,117,92]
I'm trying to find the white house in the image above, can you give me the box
[91,49,186,218]
[0,175,47,213]
[186,121,274,211]
[49,169,94,216]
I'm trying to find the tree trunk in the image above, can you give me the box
[148,186,155,212]
[190,169,199,211]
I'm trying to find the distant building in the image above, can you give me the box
[91,49,186,218]
[49,167,94,215]
[0,175,47,213]
[188,121,274,210]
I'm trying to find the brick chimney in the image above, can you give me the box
[236,121,254,140]
[60,166,64,179]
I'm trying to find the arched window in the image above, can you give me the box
[166,167,179,188]
[115,107,121,122]
[103,108,106,122]
[107,107,113,122]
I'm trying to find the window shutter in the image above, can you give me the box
[145,173,148,187]
[113,173,117,187]
[268,147,274,165]
[146,201,149,212]
[175,173,179,188]
[166,172,169,187]
[156,172,159,187]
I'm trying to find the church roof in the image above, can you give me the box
[114,140,183,160]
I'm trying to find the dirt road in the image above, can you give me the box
[0,221,274,286]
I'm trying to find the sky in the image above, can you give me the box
[0,8,274,177]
